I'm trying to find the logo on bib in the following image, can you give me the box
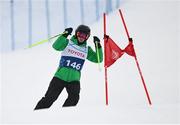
[68,49,85,58]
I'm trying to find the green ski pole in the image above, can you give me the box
[27,32,67,48]
[95,42,101,71]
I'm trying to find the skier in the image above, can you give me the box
[34,25,103,110]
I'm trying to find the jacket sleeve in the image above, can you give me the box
[87,46,103,63]
[52,35,68,51]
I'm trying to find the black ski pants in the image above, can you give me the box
[34,77,80,110]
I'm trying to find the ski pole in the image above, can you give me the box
[27,31,67,48]
[95,42,101,71]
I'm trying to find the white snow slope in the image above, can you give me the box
[1,1,180,124]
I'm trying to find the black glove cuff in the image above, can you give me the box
[95,42,102,48]
[62,33,69,38]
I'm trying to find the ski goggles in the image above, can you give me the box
[77,32,89,39]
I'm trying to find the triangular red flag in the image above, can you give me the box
[105,36,124,68]
[124,42,136,57]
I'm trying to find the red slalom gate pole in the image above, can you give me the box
[119,9,130,39]
[118,9,152,105]
[103,13,108,105]
[134,55,152,105]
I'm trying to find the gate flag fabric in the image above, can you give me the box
[124,40,136,57]
[104,35,124,68]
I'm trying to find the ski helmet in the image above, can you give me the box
[75,25,91,37]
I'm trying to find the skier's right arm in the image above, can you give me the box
[52,28,73,51]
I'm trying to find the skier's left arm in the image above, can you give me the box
[87,36,103,63]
